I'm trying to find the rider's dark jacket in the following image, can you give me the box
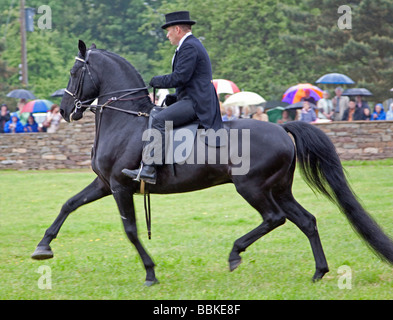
[150,34,223,131]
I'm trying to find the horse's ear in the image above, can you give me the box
[78,40,87,58]
[89,43,97,50]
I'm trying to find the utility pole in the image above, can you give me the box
[20,0,28,86]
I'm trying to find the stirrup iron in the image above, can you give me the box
[133,163,143,182]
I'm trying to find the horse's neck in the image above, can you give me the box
[97,54,153,114]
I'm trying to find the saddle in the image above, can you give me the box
[149,107,227,164]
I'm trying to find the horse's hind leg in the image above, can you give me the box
[31,177,111,260]
[278,194,329,281]
[229,185,286,272]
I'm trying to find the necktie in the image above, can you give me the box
[335,97,340,113]
[172,49,178,70]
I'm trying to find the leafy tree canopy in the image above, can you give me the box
[1,0,392,105]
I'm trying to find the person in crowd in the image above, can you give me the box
[301,89,317,105]
[4,112,24,133]
[386,103,393,120]
[371,103,386,121]
[0,104,10,133]
[239,105,251,119]
[317,90,334,120]
[252,106,268,121]
[222,106,237,121]
[16,99,29,125]
[363,107,371,121]
[342,100,368,121]
[332,87,349,121]
[299,101,316,123]
[24,113,39,132]
[355,95,370,111]
[45,104,62,133]
[277,110,292,124]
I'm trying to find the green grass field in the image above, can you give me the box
[1,161,393,300]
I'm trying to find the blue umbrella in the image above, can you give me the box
[315,73,355,84]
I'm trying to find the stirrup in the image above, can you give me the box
[133,163,144,182]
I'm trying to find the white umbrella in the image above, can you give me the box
[223,91,265,107]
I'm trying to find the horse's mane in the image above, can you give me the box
[92,49,154,110]
[95,49,146,85]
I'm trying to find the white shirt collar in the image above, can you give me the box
[177,32,192,51]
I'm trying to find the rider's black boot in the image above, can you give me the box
[122,163,157,185]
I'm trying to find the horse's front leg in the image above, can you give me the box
[32,177,111,260]
[112,188,158,286]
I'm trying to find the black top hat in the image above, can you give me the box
[161,11,196,29]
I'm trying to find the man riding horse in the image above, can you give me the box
[122,11,223,184]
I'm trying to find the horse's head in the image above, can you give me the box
[60,40,100,122]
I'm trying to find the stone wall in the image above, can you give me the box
[1,115,393,170]
[0,112,95,170]
[314,120,393,160]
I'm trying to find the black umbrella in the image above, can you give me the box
[51,88,66,97]
[285,101,317,110]
[261,100,289,110]
[342,88,373,96]
[6,89,36,100]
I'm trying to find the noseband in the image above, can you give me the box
[65,50,150,121]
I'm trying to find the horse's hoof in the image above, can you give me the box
[312,268,329,282]
[229,258,242,272]
[144,278,159,287]
[31,246,54,260]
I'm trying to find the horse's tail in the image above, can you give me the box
[282,121,393,265]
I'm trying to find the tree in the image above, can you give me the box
[148,0,303,100]
[284,0,393,102]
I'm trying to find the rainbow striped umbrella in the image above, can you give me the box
[20,99,54,113]
[282,83,323,104]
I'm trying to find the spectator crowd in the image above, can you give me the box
[218,87,393,124]
[0,102,62,134]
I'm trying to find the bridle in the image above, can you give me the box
[65,50,151,121]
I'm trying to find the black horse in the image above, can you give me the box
[31,40,393,286]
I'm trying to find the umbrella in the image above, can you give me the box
[282,83,323,104]
[315,73,355,84]
[285,101,317,110]
[51,88,66,97]
[267,106,285,123]
[6,89,36,100]
[223,91,265,107]
[20,99,54,113]
[261,100,289,110]
[342,88,373,96]
[213,79,240,95]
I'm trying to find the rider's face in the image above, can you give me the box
[166,26,181,46]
